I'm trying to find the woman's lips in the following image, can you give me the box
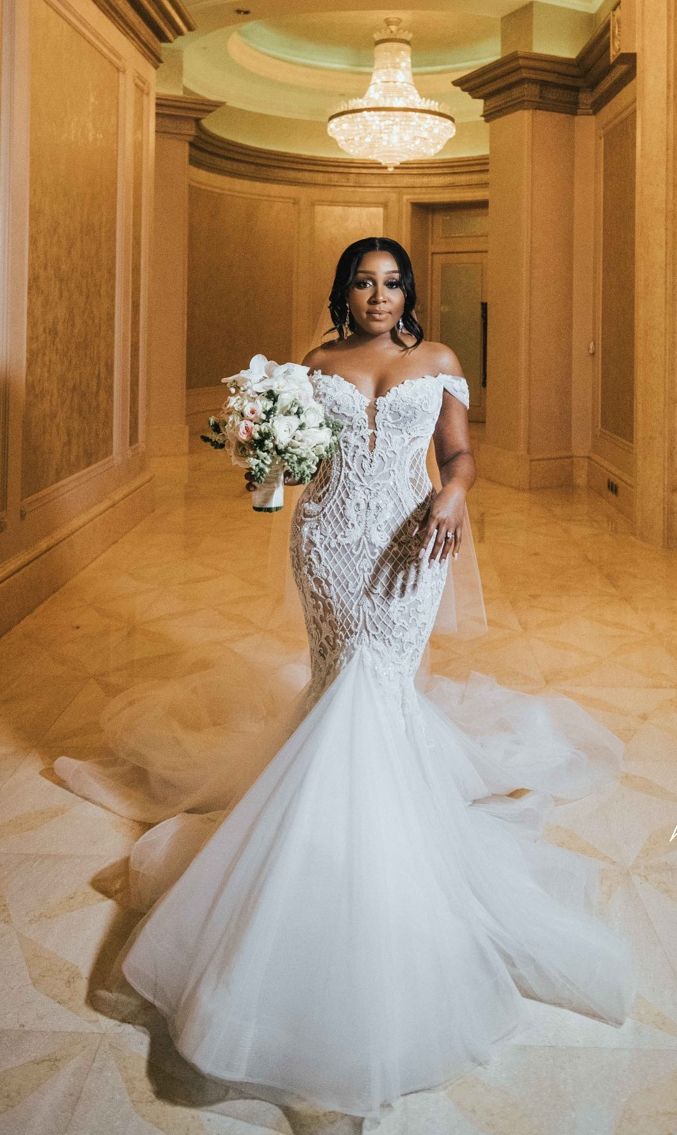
[366,312,389,319]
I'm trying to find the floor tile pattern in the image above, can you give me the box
[0,447,675,1134]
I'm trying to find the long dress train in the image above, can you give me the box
[55,370,636,1121]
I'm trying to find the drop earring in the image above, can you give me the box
[343,307,352,338]
[397,317,405,333]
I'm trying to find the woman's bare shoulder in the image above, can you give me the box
[420,340,465,377]
[302,339,345,371]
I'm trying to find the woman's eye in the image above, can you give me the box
[352,278,401,289]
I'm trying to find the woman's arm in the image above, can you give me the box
[418,347,476,563]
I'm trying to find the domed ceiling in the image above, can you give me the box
[164,2,605,159]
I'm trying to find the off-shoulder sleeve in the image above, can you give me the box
[440,374,470,409]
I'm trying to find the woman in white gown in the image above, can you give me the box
[55,237,636,1122]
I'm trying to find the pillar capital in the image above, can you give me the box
[155,94,223,139]
[453,18,635,120]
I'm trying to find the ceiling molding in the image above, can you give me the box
[156,94,224,138]
[576,17,636,114]
[92,0,194,67]
[190,126,489,190]
[453,18,635,121]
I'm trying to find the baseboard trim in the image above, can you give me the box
[187,385,223,434]
[0,471,155,636]
[585,455,634,520]
[478,443,575,489]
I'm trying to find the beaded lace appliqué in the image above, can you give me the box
[289,372,469,704]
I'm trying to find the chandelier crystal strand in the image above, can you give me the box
[327,18,455,170]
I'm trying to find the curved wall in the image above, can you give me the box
[184,137,490,428]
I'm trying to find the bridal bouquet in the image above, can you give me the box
[201,354,341,511]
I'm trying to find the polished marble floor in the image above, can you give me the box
[0,448,676,1135]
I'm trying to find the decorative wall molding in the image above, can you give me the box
[20,455,117,517]
[91,0,193,66]
[190,130,490,188]
[0,0,156,634]
[0,471,154,636]
[156,94,223,138]
[454,18,636,121]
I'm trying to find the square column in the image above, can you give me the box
[633,0,677,546]
[481,106,576,488]
[148,96,220,455]
[454,17,636,491]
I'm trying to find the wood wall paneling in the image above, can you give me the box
[599,107,636,445]
[22,0,119,501]
[308,204,386,350]
[129,76,147,448]
[0,0,156,633]
[187,184,298,386]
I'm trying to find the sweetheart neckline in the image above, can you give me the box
[310,370,465,406]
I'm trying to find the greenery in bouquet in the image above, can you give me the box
[201,354,341,484]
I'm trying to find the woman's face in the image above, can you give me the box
[346,250,406,337]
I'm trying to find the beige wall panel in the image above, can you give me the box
[528,112,574,456]
[309,205,385,345]
[22,0,119,499]
[187,185,297,386]
[409,204,431,335]
[571,115,596,458]
[129,79,145,447]
[485,113,530,452]
[600,109,635,445]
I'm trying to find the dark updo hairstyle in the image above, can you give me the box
[327,236,424,348]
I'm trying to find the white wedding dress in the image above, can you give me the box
[55,370,636,1121]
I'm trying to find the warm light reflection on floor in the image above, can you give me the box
[0,449,675,1134]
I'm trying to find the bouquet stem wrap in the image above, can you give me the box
[251,460,285,512]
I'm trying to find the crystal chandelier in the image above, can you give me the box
[327,17,455,171]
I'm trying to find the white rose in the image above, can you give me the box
[301,426,332,450]
[295,385,314,408]
[302,403,324,427]
[276,389,299,413]
[272,415,300,448]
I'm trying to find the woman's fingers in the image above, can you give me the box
[440,529,456,562]
[417,521,437,558]
[418,521,464,564]
[442,525,463,561]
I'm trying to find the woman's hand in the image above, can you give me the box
[244,469,304,492]
[416,484,466,565]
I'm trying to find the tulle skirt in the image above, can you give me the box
[56,643,636,1120]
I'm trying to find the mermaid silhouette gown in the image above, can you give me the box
[55,370,636,1120]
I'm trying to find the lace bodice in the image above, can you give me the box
[289,372,470,701]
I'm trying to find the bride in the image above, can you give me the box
[55,236,636,1122]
